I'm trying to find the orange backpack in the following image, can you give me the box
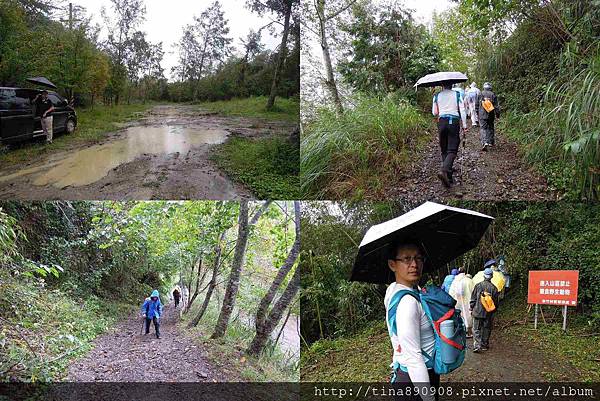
[480,291,496,312]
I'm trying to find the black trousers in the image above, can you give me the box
[174,297,180,307]
[438,118,461,174]
[392,368,440,401]
[145,317,160,337]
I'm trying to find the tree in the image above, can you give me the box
[187,230,226,327]
[102,0,146,104]
[173,1,232,100]
[338,2,439,93]
[255,201,300,330]
[305,0,357,114]
[247,0,298,110]
[247,267,299,356]
[211,201,271,339]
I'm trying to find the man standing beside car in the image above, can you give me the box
[34,90,54,144]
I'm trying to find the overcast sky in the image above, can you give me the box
[68,0,281,81]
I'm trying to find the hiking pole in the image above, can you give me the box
[140,316,145,335]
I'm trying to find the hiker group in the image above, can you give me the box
[441,258,509,353]
[431,81,501,188]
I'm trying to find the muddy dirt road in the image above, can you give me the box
[66,304,220,382]
[0,105,295,200]
[388,126,556,201]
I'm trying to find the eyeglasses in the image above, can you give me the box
[393,256,425,265]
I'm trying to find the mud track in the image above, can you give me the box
[387,125,556,201]
[66,304,220,382]
[0,105,295,200]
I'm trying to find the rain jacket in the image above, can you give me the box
[141,290,162,319]
[449,273,475,329]
[441,274,456,293]
[469,278,499,319]
[475,89,500,120]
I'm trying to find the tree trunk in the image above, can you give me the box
[246,268,299,356]
[210,201,250,338]
[187,231,226,327]
[255,201,300,330]
[185,257,204,313]
[317,0,344,115]
[266,1,292,110]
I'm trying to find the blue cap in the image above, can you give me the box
[451,268,459,275]
[484,268,493,278]
[484,259,496,269]
[150,289,159,297]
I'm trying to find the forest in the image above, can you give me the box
[301,0,599,201]
[0,201,299,382]
[1,0,299,107]
[300,201,600,382]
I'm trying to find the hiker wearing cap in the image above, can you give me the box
[141,290,162,339]
[33,90,54,144]
[385,241,438,401]
[475,82,500,151]
[441,268,459,293]
[465,83,481,127]
[432,83,468,188]
[469,267,499,353]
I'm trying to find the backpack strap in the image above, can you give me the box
[387,289,420,337]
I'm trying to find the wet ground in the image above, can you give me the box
[66,304,221,382]
[0,105,295,200]
[388,125,556,201]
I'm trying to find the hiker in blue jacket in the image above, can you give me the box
[141,289,162,339]
[441,268,459,293]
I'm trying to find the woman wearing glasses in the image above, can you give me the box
[384,241,438,401]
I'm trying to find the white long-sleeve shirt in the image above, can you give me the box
[432,89,467,128]
[384,283,436,401]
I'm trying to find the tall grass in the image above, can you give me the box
[301,95,429,199]
[506,53,600,199]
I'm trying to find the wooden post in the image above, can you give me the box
[562,305,568,331]
[534,304,538,330]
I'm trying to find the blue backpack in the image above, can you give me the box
[387,285,466,377]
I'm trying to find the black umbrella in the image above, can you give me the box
[350,202,494,284]
[414,71,468,88]
[26,76,57,89]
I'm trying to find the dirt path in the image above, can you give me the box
[0,104,295,200]
[389,126,556,201]
[66,303,220,382]
[443,326,573,382]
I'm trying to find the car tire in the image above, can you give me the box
[65,118,76,135]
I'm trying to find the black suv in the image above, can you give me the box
[0,87,77,143]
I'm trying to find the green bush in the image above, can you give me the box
[212,136,300,199]
[301,95,429,199]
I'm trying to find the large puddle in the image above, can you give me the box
[0,126,228,188]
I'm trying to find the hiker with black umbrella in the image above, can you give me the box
[351,202,494,401]
[415,72,470,188]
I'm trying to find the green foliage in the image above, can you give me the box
[212,136,300,199]
[196,96,299,121]
[338,2,441,93]
[301,95,430,199]
[461,0,600,199]
[505,56,600,200]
